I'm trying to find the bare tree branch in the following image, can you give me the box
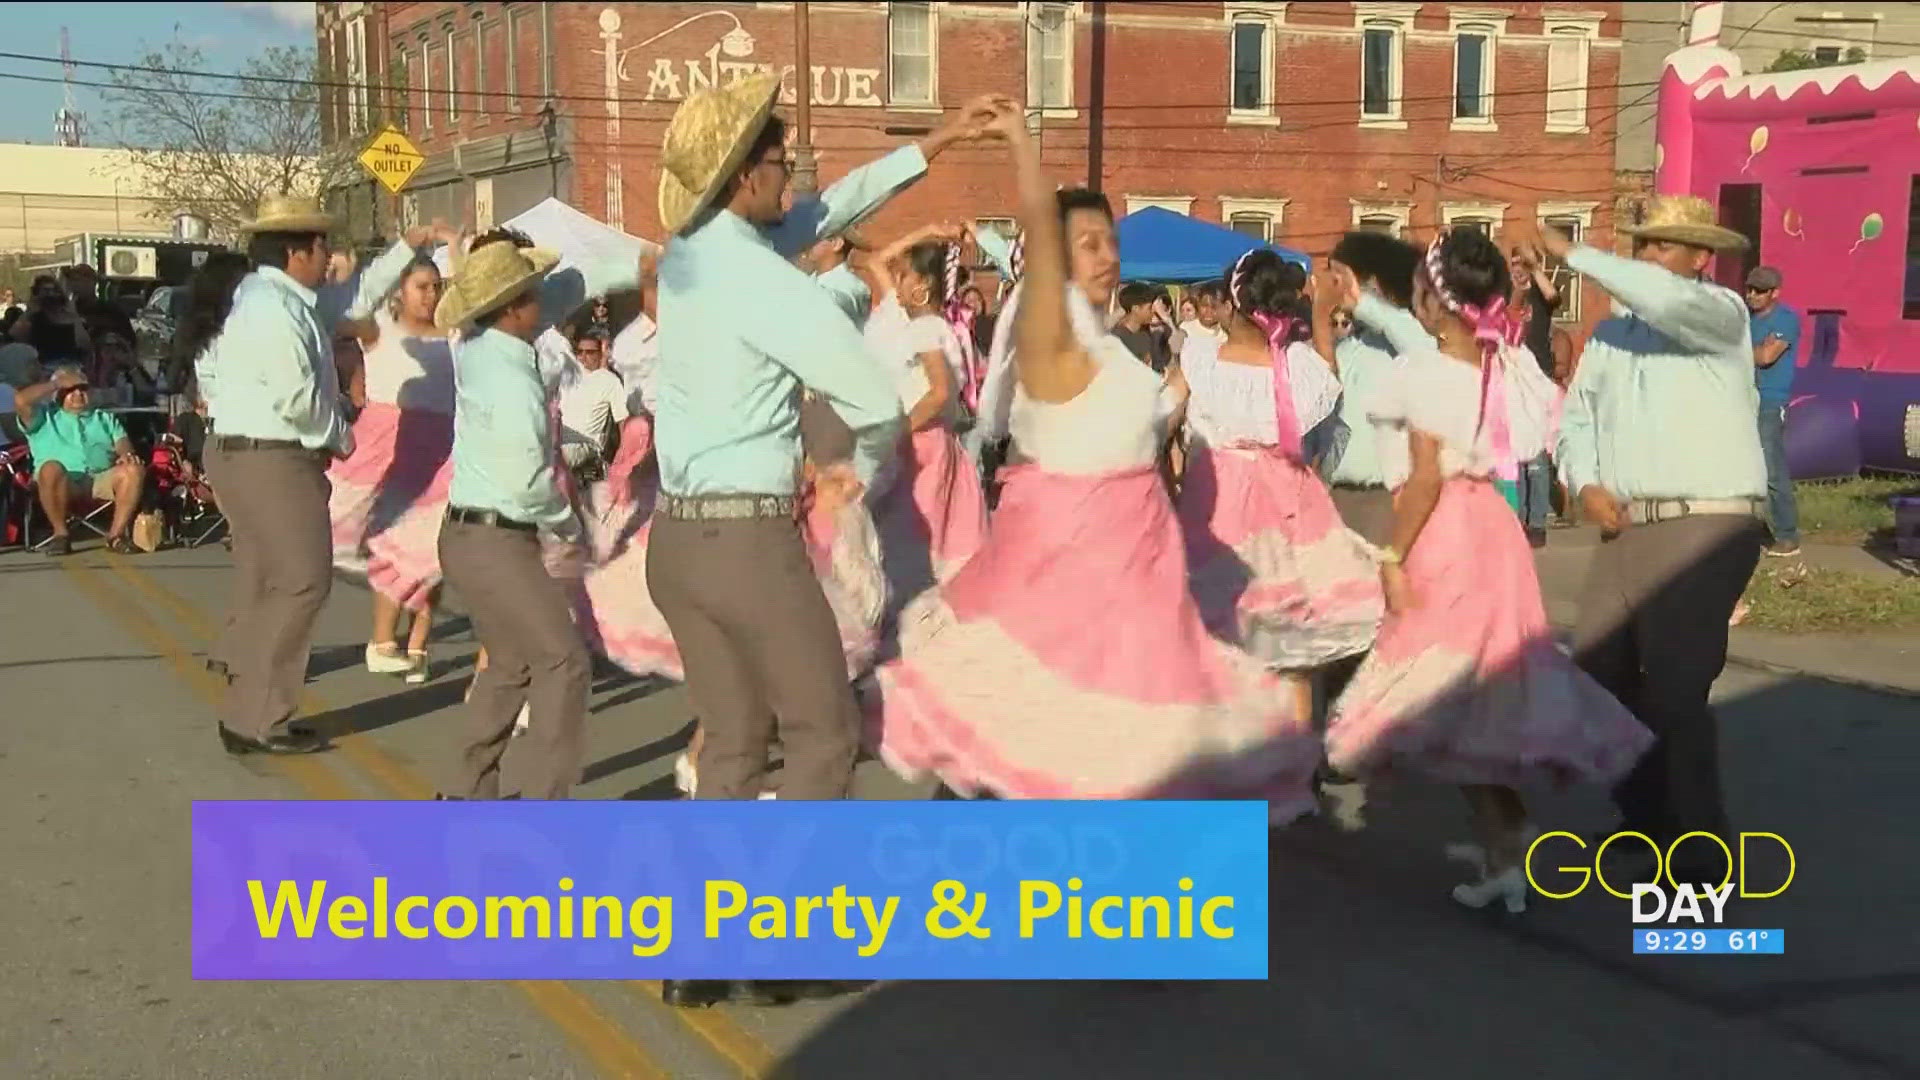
[100,41,351,239]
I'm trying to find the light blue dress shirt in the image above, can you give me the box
[814,264,872,327]
[654,144,927,497]
[1557,246,1766,500]
[1326,291,1430,487]
[200,239,418,455]
[973,225,1016,279]
[447,326,580,541]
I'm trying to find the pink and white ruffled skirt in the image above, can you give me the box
[579,488,889,685]
[861,463,1320,815]
[327,402,454,612]
[1179,442,1382,669]
[1326,476,1652,787]
[872,423,990,614]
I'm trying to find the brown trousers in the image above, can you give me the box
[204,444,334,741]
[439,518,589,799]
[1571,513,1764,843]
[1328,485,1396,548]
[1317,485,1396,724]
[647,512,860,800]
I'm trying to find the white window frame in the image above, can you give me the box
[887,1,939,110]
[421,35,438,131]
[1440,202,1509,240]
[1535,201,1596,323]
[1225,5,1281,125]
[1220,197,1289,242]
[474,13,492,121]
[1350,199,1413,236]
[1126,195,1194,216]
[1448,10,1506,132]
[1026,2,1077,119]
[344,16,369,136]
[445,28,461,123]
[1354,3,1416,129]
[1543,16,1600,134]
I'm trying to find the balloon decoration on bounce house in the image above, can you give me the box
[1657,1,1920,476]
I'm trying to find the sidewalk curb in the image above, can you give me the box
[1549,617,1920,700]
[1719,650,1920,699]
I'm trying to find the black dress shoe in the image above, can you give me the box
[218,724,328,755]
[741,980,870,1005]
[660,980,735,1008]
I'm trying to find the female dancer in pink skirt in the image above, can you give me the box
[329,225,459,684]
[1325,228,1652,912]
[1178,249,1383,686]
[863,104,1319,813]
[863,232,990,614]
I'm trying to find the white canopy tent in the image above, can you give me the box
[431,197,658,276]
[429,198,657,391]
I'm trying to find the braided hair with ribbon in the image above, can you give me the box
[940,242,986,414]
[1226,248,1313,458]
[1419,228,1524,488]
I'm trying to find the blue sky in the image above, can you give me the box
[0,2,314,144]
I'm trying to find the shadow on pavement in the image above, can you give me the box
[304,664,476,740]
[773,671,1917,1080]
[582,717,694,785]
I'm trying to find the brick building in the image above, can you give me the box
[320,1,1623,327]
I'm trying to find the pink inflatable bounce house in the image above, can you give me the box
[1659,1,1920,475]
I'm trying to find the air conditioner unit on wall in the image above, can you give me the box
[102,245,157,279]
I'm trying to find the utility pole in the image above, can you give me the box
[790,1,819,194]
[1087,1,1106,191]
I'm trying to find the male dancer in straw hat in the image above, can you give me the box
[206,194,428,755]
[1548,195,1767,878]
[650,72,1006,1006]
[432,240,590,801]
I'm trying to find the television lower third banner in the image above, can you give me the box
[192,800,1269,980]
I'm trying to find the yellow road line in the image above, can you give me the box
[102,553,435,800]
[70,554,670,1080]
[63,557,354,800]
[630,982,779,1078]
[112,550,787,1076]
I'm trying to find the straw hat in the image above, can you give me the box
[237,193,338,234]
[1623,194,1749,252]
[658,71,783,235]
[433,241,560,330]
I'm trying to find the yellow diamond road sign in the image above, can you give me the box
[359,126,424,194]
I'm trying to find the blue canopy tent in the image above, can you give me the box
[1115,206,1311,282]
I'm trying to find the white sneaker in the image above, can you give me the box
[1452,866,1528,914]
[1317,778,1367,832]
[511,703,531,737]
[404,650,429,684]
[365,642,412,675]
[758,792,778,800]
[674,753,697,797]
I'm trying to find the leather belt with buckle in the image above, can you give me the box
[446,505,538,534]
[212,435,305,452]
[1627,497,1766,526]
[657,493,797,522]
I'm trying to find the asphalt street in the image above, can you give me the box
[2,541,1913,1079]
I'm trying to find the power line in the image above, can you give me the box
[7,58,1656,152]
[0,46,1666,120]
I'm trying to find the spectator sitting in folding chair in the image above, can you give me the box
[14,365,146,555]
